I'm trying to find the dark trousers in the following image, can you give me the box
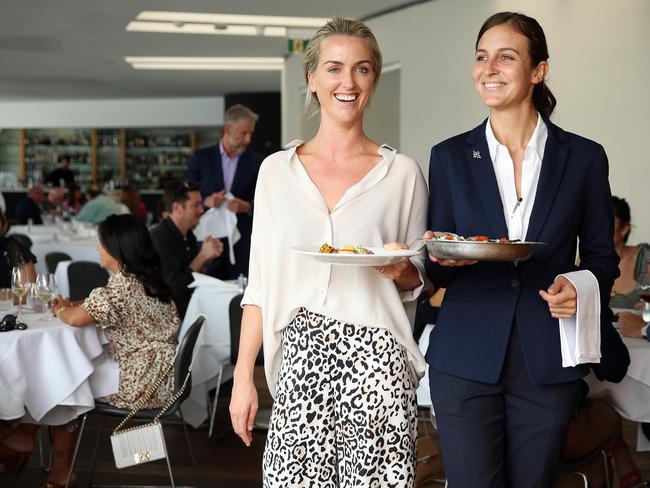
[429,325,585,488]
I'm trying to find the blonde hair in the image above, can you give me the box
[303,17,382,113]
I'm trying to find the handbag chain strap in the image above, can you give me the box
[112,363,192,436]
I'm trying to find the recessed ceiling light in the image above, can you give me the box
[125,56,285,71]
[135,11,328,28]
[126,11,328,37]
[126,21,288,37]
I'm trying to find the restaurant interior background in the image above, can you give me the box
[0,0,647,240]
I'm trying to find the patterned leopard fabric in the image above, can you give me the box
[263,308,417,487]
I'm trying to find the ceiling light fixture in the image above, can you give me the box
[124,56,285,71]
[126,11,327,38]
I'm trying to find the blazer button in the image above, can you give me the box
[511,279,520,288]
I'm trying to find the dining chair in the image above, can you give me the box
[45,251,72,274]
[67,260,109,301]
[560,447,611,488]
[65,316,205,488]
[207,293,264,438]
[11,232,33,249]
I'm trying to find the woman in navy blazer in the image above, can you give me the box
[425,12,620,487]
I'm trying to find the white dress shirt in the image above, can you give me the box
[486,113,546,241]
[486,114,600,366]
[242,140,428,397]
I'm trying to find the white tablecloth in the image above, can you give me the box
[0,311,119,425]
[586,335,650,450]
[9,224,99,274]
[178,274,241,427]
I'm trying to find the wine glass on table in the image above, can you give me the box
[35,273,56,321]
[639,285,650,322]
[11,266,29,323]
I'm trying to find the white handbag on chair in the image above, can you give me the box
[111,421,168,469]
[110,365,192,469]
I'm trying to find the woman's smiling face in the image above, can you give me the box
[308,35,376,126]
[472,23,547,112]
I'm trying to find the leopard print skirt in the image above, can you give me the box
[263,308,417,488]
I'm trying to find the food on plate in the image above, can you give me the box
[435,233,516,243]
[318,243,374,254]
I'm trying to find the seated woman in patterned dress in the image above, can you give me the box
[0,214,178,487]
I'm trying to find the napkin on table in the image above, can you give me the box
[188,272,238,289]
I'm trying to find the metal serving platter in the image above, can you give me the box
[423,239,544,262]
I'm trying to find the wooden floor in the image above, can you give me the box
[5,373,650,487]
[4,370,272,488]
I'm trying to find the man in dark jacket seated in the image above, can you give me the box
[15,185,45,225]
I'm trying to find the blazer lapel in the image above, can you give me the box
[211,145,225,191]
[525,121,569,242]
[466,121,509,238]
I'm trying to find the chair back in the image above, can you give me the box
[67,260,109,301]
[45,252,72,273]
[169,316,205,410]
[11,233,33,249]
[229,294,263,365]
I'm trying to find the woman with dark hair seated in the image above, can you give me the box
[0,214,179,487]
[0,207,37,285]
[610,196,649,310]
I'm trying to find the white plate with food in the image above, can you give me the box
[291,244,419,266]
[422,233,544,262]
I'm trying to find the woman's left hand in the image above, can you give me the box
[51,295,71,316]
[539,276,577,319]
[374,242,423,292]
[375,242,411,279]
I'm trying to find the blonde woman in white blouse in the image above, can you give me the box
[229,17,427,488]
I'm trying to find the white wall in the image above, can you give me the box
[0,97,224,128]
[281,0,650,243]
[364,67,400,149]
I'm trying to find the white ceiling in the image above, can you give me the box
[0,0,421,101]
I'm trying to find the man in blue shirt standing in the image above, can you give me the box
[186,104,263,279]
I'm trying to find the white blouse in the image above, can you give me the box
[242,140,428,397]
[486,113,547,241]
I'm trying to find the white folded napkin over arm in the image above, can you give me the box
[557,270,601,367]
[194,195,241,266]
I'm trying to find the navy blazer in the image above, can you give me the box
[425,119,620,386]
[186,144,263,273]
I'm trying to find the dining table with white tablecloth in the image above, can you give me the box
[8,223,99,274]
[0,311,119,425]
[177,273,241,428]
[586,335,650,450]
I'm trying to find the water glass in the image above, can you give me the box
[35,273,57,321]
[0,288,12,312]
[637,285,650,322]
[27,283,41,312]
